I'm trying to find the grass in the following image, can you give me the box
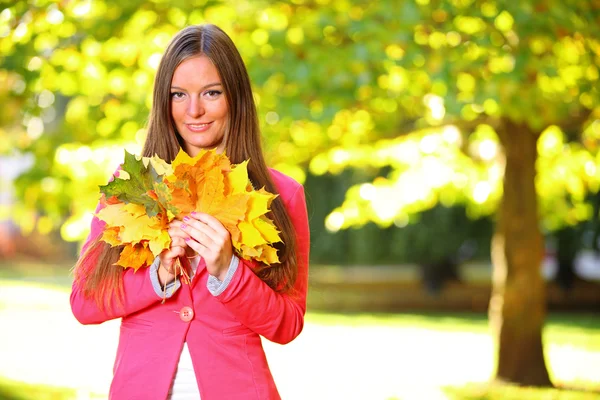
[0,378,78,400]
[306,311,600,351]
[1,265,599,400]
[442,383,600,400]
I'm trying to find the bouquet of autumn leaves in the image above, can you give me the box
[96,149,281,274]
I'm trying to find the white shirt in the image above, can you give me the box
[168,342,201,399]
[163,255,240,399]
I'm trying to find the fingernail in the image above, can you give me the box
[183,216,190,222]
[181,224,187,229]
[191,211,197,216]
[185,237,191,242]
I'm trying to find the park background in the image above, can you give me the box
[0,0,599,399]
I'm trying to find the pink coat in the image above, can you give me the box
[70,169,310,399]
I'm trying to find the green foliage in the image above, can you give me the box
[306,170,492,265]
[99,151,162,216]
[1,0,599,243]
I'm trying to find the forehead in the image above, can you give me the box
[171,55,221,86]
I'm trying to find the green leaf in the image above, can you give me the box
[99,151,161,216]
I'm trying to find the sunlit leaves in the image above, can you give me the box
[163,149,282,265]
[95,149,282,269]
[1,0,599,241]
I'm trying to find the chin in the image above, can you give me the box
[186,141,224,154]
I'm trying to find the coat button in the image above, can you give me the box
[179,306,194,322]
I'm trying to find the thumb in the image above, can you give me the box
[160,247,185,268]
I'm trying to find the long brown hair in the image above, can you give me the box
[74,25,298,307]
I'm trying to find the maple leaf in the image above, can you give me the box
[196,165,225,214]
[167,150,196,182]
[154,180,180,217]
[246,188,277,220]
[143,154,173,176]
[239,244,261,258]
[167,180,195,217]
[238,220,268,248]
[212,193,248,228]
[224,160,249,195]
[255,244,279,265]
[96,202,171,258]
[116,242,155,271]
[101,227,121,246]
[99,151,166,217]
[229,225,242,245]
[97,148,283,272]
[253,217,281,244]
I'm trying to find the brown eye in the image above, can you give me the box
[205,90,222,98]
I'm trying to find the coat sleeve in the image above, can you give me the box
[214,184,310,344]
[70,203,166,325]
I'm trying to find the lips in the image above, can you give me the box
[185,122,213,132]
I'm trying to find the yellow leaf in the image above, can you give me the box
[168,150,196,182]
[98,148,282,271]
[147,154,173,176]
[116,242,155,271]
[253,217,281,243]
[239,244,260,258]
[247,188,277,220]
[255,244,280,265]
[167,209,176,221]
[225,160,249,195]
[148,228,171,257]
[196,149,231,172]
[122,202,147,217]
[97,202,170,261]
[96,203,135,227]
[238,220,268,248]
[101,227,121,246]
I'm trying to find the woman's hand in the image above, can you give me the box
[179,211,233,281]
[157,224,189,286]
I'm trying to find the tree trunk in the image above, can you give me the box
[489,121,552,386]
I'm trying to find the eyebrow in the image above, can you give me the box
[170,83,222,91]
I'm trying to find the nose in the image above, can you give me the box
[186,96,205,118]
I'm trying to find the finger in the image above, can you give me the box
[187,215,229,243]
[190,212,229,237]
[161,246,185,268]
[181,219,217,249]
[184,236,209,256]
[168,225,190,240]
[167,246,186,259]
[170,220,184,229]
[170,236,187,248]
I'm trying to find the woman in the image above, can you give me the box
[71,24,310,400]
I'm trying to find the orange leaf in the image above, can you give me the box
[116,242,155,271]
[212,193,248,228]
[101,227,121,246]
[196,165,225,215]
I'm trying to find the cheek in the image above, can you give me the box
[214,100,228,119]
[171,103,185,122]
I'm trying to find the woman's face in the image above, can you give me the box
[170,55,229,156]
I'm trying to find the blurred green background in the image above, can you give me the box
[0,0,599,399]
